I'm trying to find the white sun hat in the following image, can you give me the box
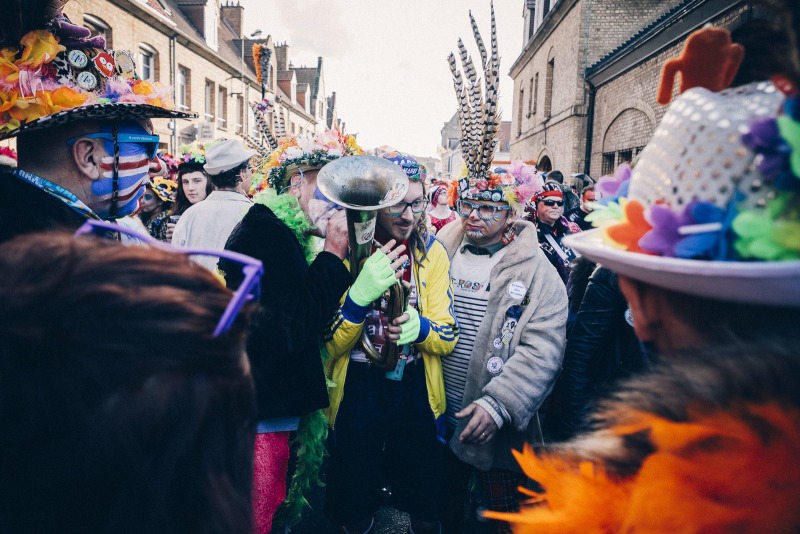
[564,79,800,307]
[203,139,257,176]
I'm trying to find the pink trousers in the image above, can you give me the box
[252,431,291,534]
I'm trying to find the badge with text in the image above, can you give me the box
[507,280,526,300]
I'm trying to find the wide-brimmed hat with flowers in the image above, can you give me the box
[250,129,363,194]
[0,2,194,141]
[565,29,800,307]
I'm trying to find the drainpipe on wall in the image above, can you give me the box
[583,80,595,176]
[169,34,177,153]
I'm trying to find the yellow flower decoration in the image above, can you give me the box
[8,96,49,123]
[0,117,20,134]
[132,80,155,96]
[0,90,18,114]
[50,86,88,112]
[0,48,20,85]
[16,31,65,69]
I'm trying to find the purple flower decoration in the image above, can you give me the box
[639,204,691,257]
[54,15,107,48]
[741,116,792,185]
[639,201,729,259]
[596,163,631,198]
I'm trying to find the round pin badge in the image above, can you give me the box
[486,356,504,375]
[67,49,88,68]
[507,281,526,300]
[76,71,97,90]
[491,191,502,202]
[492,337,503,349]
[114,50,136,78]
[625,307,635,327]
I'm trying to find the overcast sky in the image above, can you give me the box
[238,1,523,158]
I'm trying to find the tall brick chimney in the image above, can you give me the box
[275,43,288,72]
[221,1,244,39]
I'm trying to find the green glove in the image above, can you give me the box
[398,307,421,346]
[348,250,398,306]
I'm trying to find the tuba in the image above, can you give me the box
[317,155,411,370]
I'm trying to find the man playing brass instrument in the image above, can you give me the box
[324,152,459,534]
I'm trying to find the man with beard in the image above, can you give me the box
[324,152,458,534]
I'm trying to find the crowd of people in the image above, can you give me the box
[0,1,799,533]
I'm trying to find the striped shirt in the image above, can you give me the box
[443,246,507,428]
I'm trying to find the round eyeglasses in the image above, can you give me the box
[456,200,512,221]
[385,198,428,216]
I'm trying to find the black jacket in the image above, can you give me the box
[544,267,649,440]
[220,203,351,420]
[0,166,87,244]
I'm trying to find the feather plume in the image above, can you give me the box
[274,108,287,139]
[249,101,278,150]
[469,10,488,72]
[447,1,501,180]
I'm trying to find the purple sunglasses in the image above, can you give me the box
[74,219,264,337]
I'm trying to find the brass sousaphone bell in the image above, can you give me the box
[317,155,411,370]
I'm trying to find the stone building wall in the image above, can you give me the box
[589,4,752,177]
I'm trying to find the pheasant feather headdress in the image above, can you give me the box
[448,3,540,213]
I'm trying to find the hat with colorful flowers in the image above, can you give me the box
[250,129,363,194]
[0,2,194,141]
[458,160,543,215]
[150,175,177,203]
[564,27,800,307]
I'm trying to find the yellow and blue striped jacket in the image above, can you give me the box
[324,235,458,428]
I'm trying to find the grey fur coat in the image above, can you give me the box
[438,219,568,471]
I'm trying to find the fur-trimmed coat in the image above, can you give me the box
[438,219,568,471]
[490,345,800,532]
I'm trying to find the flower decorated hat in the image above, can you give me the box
[250,129,363,194]
[150,175,177,203]
[0,1,194,140]
[448,3,541,215]
[564,27,800,306]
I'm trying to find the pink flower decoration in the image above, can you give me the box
[596,163,632,197]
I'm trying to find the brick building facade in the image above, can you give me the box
[62,0,342,154]
[509,0,765,178]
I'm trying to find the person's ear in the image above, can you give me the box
[618,275,657,342]
[71,138,103,181]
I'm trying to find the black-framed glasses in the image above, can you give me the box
[74,219,263,337]
[541,199,564,207]
[456,200,512,221]
[385,198,427,216]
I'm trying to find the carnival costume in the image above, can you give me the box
[437,6,568,531]
[220,130,360,532]
[323,151,458,528]
[492,25,800,533]
[141,176,176,241]
[0,0,193,244]
[527,182,580,283]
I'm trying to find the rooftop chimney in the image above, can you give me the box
[221,1,244,39]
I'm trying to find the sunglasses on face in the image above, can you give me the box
[385,198,427,216]
[541,199,564,207]
[74,219,263,337]
[456,200,512,221]
[67,132,161,159]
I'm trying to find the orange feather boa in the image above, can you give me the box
[487,403,800,533]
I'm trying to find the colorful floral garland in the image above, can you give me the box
[0,20,175,136]
[457,160,542,215]
[251,129,363,194]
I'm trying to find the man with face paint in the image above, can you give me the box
[323,151,458,534]
[437,162,567,534]
[0,6,194,245]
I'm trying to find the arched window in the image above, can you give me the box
[538,155,552,173]
[84,14,112,48]
[138,43,159,82]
